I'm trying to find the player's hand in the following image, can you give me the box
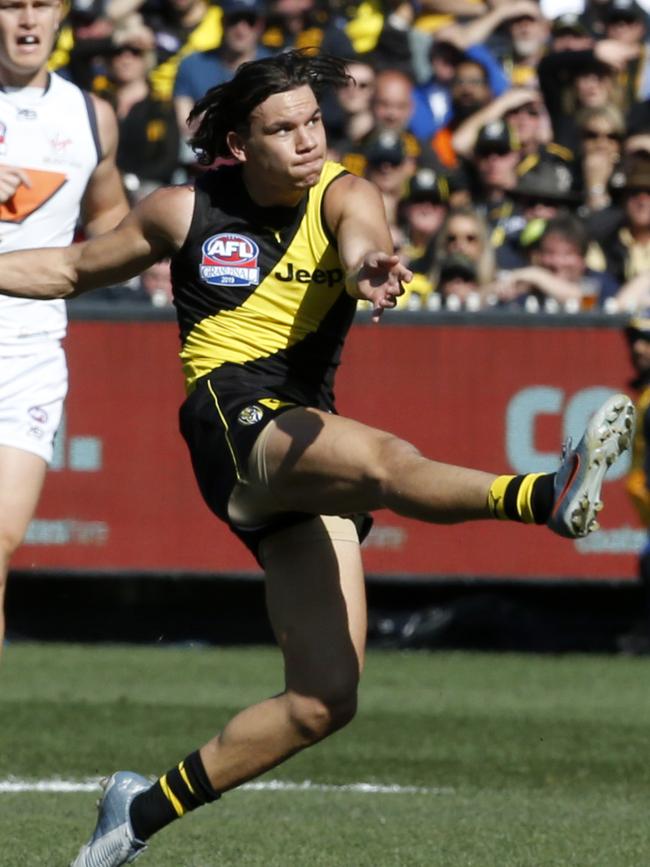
[0,166,30,206]
[353,251,412,323]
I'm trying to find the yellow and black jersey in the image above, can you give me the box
[172,160,355,409]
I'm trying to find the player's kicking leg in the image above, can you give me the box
[546,393,635,537]
[243,392,635,538]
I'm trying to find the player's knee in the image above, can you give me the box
[287,688,358,744]
[371,435,421,499]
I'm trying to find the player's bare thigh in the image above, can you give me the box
[250,406,409,514]
[244,406,495,522]
[0,445,47,559]
[261,515,367,697]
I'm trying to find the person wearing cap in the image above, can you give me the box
[551,13,593,52]
[452,85,577,179]
[619,312,650,653]
[399,166,449,260]
[470,119,521,244]
[362,128,413,226]
[173,0,271,144]
[394,166,450,306]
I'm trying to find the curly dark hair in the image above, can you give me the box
[188,50,352,165]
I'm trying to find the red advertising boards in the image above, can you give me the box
[11,313,643,582]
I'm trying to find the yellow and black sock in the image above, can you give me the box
[130,751,220,841]
[487,473,556,525]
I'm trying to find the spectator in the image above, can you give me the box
[367,0,419,81]
[408,40,464,140]
[399,166,449,261]
[577,103,625,210]
[49,0,118,90]
[96,36,180,194]
[452,86,574,176]
[615,271,650,310]
[550,13,594,52]
[394,166,450,306]
[428,57,495,167]
[490,214,618,307]
[411,41,508,146]
[598,156,650,282]
[470,120,520,241]
[372,68,415,134]
[436,253,481,304]
[363,129,413,226]
[173,0,270,142]
[602,0,650,107]
[430,206,496,292]
[260,0,354,56]
[325,59,376,164]
[538,35,638,151]
[139,258,174,307]
[341,70,419,178]
[495,3,551,87]
[432,0,546,84]
[498,159,583,267]
[145,0,223,102]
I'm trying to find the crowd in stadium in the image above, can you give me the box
[55,0,650,311]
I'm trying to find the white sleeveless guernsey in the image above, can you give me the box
[0,72,101,351]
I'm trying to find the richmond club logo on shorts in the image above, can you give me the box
[200,233,261,287]
[238,405,264,426]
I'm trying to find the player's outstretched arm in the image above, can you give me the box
[0,185,193,300]
[325,173,412,322]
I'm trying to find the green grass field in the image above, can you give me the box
[2,643,650,867]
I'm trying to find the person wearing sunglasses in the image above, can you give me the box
[430,206,495,293]
[577,104,625,211]
[94,25,180,197]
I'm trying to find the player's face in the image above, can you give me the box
[0,0,61,86]
[234,85,327,203]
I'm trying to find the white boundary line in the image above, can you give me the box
[0,778,453,796]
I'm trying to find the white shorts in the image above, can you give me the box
[0,344,68,463]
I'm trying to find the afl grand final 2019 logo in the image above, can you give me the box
[200,233,261,287]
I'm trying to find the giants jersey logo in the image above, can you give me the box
[200,232,261,287]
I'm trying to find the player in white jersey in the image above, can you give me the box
[0,0,129,655]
